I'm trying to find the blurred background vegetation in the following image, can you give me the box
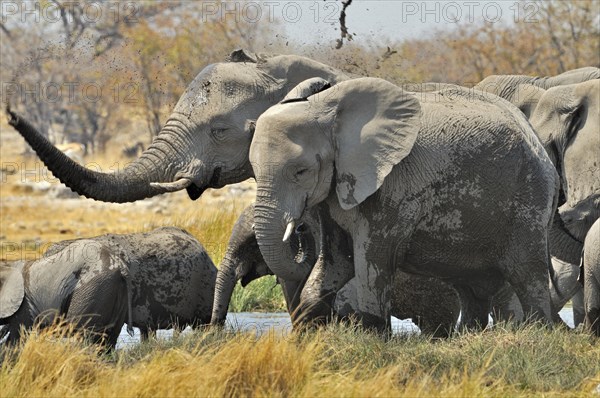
[1,0,598,155]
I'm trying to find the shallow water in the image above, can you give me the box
[115,308,575,349]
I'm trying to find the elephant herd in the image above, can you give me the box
[2,49,599,347]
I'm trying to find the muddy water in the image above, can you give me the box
[115,309,575,349]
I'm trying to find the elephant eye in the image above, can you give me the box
[211,128,228,141]
[296,168,309,177]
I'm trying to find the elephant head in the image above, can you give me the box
[249,77,421,280]
[7,50,348,203]
[530,79,600,241]
[0,264,25,322]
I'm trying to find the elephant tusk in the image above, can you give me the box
[150,178,192,192]
[283,220,295,242]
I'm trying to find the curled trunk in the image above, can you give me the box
[7,108,186,203]
[253,203,312,281]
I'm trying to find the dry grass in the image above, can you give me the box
[1,323,599,397]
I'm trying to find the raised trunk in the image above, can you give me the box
[210,254,238,325]
[253,203,312,281]
[7,108,186,203]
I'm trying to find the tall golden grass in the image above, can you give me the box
[1,322,599,397]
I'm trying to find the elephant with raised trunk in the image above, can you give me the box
[212,204,460,337]
[249,77,558,331]
[6,50,350,203]
[0,227,216,346]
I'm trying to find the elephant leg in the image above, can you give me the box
[67,272,128,348]
[279,278,306,326]
[572,288,585,327]
[491,284,524,323]
[293,213,354,327]
[455,285,490,330]
[139,327,152,341]
[498,230,554,324]
[584,273,600,336]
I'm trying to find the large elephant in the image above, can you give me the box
[8,50,461,334]
[0,245,128,346]
[249,77,558,331]
[490,78,599,324]
[211,204,459,337]
[6,50,350,203]
[583,219,600,336]
[0,227,216,346]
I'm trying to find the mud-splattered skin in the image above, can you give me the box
[0,243,128,347]
[583,219,600,336]
[211,204,459,337]
[0,227,216,346]
[45,227,217,339]
[477,78,600,325]
[250,78,558,331]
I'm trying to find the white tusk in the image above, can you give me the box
[283,220,295,242]
[150,178,192,192]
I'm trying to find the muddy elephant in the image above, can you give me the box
[249,77,558,331]
[211,204,459,337]
[0,245,128,346]
[583,219,600,336]
[8,50,460,334]
[491,79,599,325]
[0,227,216,346]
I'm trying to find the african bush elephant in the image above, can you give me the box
[211,204,460,337]
[8,50,460,334]
[490,78,599,325]
[474,67,599,107]
[0,245,128,346]
[0,227,216,346]
[249,77,558,331]
[583,219,600,336]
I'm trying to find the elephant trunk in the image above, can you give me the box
[253,200,312,282]
[211,253,238,325]
[7,108,192,203]
[550,212,584,265]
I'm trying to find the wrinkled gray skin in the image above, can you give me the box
[250,77,558,332]
[491,78,600,325]
[0,244,128,347]
[8,50,460,334]
[583,219,600,336]
[211,204,459,337]
[0,227,216,346]
[474,67,599,110]
[47,227,217,340]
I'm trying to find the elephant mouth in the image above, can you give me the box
[186,167,222,200]
[293,222,309,264]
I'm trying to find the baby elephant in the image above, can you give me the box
[583,219,600,336]
[0,227,216,347]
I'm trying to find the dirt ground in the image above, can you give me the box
[0,118,255,261]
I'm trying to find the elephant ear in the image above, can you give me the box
[0,265,24,319]
[310,78,421,209]
[282,78,331,103]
